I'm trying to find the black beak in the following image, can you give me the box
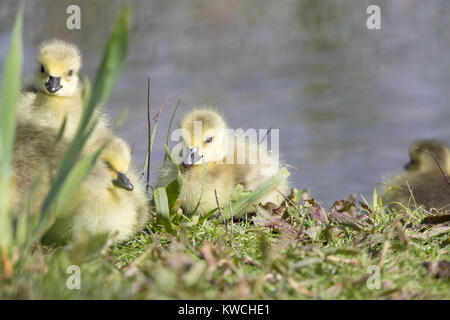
[404,162,411,170]
[45,76,62,93]
[112,172,134,191]
[182,147,203,168]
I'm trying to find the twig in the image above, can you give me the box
[229,201,234,243]
[130,140,135,156]
[404,177,417,208]
[153,94,171,121]
[215,189,230,238]
[124,243,155,272]
[420,147,450,187]
[164,98,181,162]
[276,188,303,217]
[166,98,181,147]
[146,76,151,193]
[283,163,299,171]
[326,255,359,265]
[259,126,273,145]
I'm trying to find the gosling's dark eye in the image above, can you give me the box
[68,69,73,76]
[205,137,213,143]
[40,64,45,73]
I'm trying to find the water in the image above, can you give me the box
[1,0,450,207]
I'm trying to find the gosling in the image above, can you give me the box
[12,119,149,244]
[157,107,288,215]
[19,39,133,190]
[382,139,450,211]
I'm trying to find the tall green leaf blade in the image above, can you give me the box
[88,6,129,111]
[222,167,291,219]
[154,187,174,234]
[163,144,182,212]
[166,175,182,213]
[0,1,24,249]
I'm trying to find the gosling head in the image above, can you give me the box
[35,39,82,97]
[102,140,133,191]
[405,139,450,173]
[179,108,228,168]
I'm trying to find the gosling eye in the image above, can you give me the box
[205,136,213,143]
[68,69,73,76]
[40,64,45,73]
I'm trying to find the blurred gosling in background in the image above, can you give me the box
[383,139,450,211]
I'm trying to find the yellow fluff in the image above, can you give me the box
[13,39,149,243]
[157,107,288,215]
[18,39,133,185]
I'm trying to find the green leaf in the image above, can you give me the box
[166,175,182,213]
[88,7,129,110]
[163,144,183,213]
[0,1,24,249]
[223,167,291,219]
[154,187,174,234]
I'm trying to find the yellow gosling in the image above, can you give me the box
[157,107,288,215]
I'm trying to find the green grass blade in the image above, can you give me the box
[223,167,291,219]
[166,174,182,213]
[88,7,129,111]
[0,1,24,249]
[154,187,174,234]
[163,144,183,212]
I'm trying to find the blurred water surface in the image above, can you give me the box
[1,0,450,206]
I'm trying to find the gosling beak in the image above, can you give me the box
[112,172,134,191]
[182,147,203,168]
[45,76,62,94]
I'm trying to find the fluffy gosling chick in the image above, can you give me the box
[12,120,149,244]
[157,108,288,214]
[19,39,133,190]
[383,139,450,211]
[19,39,83,136]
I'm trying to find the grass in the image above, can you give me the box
[0,4,449,300]
[0,191,449,299]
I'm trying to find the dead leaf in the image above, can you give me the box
[423,224,450,238]
[420,214,450,225]
[304,198,328,225]
[305,226,321,239]
[262,202,286,216]
[423,260,450,278]
[328,199,367,231]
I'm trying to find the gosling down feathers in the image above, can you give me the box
[12,39,149,243]
[12,119,149,244]
[382,139,450,211]
[157,108,288,215]
[18,39,134,191]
